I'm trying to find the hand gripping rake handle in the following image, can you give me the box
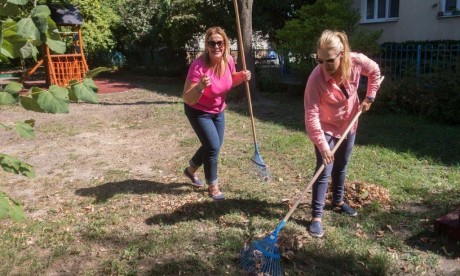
[233,0,258,147]
[271,76,385,236]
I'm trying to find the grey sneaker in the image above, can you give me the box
[334,203,357,216]
[309,221,324,238]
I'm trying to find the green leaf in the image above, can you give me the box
[20,96,45,112]
[71,78,99,103]
[0,192,25,221]
[45,18,65,54]
[32,5,51,19]
[7,0,29,5]
[1,20,28,59]
[0,153,35,177]
[0,1,20,16]
[16,18,41,41]
[32,6,51,33]
[4,81,23,94]
[85,67,111,79]
[37,85,69,113]
[45,38,66,54]
[0,91,17,104]
[14,121,35,140]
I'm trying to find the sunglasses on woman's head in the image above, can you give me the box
[315,52,341,64]
[207,40,224,48]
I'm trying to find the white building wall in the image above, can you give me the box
[353,0,460,43]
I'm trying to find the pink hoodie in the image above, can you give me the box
[304,52,381,152]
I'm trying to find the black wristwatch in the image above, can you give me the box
[366,96,375,103]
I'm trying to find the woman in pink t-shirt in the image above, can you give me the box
[182,26,251,200]
[304,30,381,237]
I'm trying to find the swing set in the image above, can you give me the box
[20,4,88,87]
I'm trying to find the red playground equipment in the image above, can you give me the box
[21,5,88,87]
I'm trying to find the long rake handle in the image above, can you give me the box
[281,76,385,224]
[233,0,258,146]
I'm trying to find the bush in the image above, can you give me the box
[372,72,460,124]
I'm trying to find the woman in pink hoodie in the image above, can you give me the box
[304,30,381,237]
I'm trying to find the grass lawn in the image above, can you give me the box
[0,76,459,275]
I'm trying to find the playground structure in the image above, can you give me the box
[20,5,88,87]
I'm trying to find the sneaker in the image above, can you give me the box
[309,221,324,238]
[334,203,357,216]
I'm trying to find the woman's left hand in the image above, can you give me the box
[241,70,251,81]
[360,99,373,112]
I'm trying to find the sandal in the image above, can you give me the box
[183,167,204,188]
[208,185,225,200]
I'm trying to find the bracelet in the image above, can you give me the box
[366,96,375,103]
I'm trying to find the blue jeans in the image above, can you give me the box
[311,132,356,218]
[184,104,225,185]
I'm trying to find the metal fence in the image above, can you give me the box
[378,43,460,79]
[187,43,460,82]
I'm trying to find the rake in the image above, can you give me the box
[233,0,270,180]
[240,76,384,275]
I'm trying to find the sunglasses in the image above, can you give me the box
[315,52,341,65]
[207,40,224,48]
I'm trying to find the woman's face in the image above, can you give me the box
[206,33,225,61]
[316,48,342,77]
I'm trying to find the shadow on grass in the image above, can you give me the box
[100,100,182,106]
[75,180,192,203]
[145,198,285,225]
[291,249,390,276]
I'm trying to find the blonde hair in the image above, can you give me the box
[317,30,351,81]
[203,26,231,76]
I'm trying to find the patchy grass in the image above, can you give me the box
[0,76,459,275]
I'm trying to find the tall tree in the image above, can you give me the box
[235,0,258,100]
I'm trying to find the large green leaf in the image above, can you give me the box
[4,81,23,94]
[20,96,45,112]
[46,38,66,54]
[0,1,20,16]
[14,120,35,140]
[0,153,35,177]
[71,78,99,103]
[0,91,17,104]
[7,0,29,5]
[45,18,65,54]
[1,20,28,59]
[0,192,25,221]
[16,18,41,41]
[37,85,69,113]
[31,5,51,33]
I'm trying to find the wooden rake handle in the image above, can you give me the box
[282,76,385,223]
[233,0,257,146]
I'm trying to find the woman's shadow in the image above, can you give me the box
[75,179,192,203]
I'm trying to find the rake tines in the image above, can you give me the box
[251,144,270,181]
[240,232,282,276]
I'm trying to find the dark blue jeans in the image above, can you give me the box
[184,104,225,185]
[311,131,356,218]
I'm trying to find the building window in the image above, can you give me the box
[363,0,399,22]
[443,0,460,13]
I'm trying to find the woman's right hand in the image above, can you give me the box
[199,75,210,89]
[321,149,334,165]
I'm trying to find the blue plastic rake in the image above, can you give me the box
[233,0,270,181]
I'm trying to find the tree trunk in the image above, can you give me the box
[236,0,259,101]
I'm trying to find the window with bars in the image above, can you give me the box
[443,0,460,13]
[363,0,399,22]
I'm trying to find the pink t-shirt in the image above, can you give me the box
[304,52,381,152]
[186,55,236,114]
